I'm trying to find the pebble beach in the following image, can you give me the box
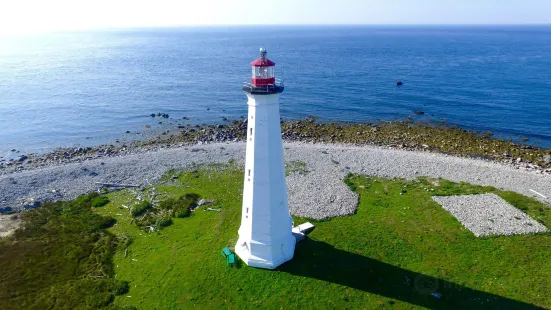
[1,141,550,220]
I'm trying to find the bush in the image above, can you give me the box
[172,205,191,218]
[159,198,176,210]
[157,215,173,228]
[158,194,200,218]
[183,193,201,201]
[131,201,151,217]
[134,213,173,232]
[74,192,99,206]
[134,213,157,229]
[91,196,110,208]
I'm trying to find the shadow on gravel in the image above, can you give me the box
[280,239,543,309]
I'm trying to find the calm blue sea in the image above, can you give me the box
[1,26,551,158]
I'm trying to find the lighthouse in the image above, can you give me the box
[235,48,296,269]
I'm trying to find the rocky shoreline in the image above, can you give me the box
[2,118,550,176]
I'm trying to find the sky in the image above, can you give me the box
[1,0,550,35]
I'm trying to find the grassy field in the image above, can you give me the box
[0,193,129,309]
[85,165,551,309]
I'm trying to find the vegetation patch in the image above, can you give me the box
[96,167,550,309]
[130,200,151,217]
[285,160,309,176]
[0,192,128,309]
[129,193,200,233]
[92,195,110,208]
[2,165,550,309]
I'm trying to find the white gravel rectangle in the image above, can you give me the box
[432,193,549,237]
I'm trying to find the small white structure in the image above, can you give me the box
[235,48,296,269]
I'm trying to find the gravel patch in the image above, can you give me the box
[1,142,550,221]
[286,164,358,220]
[0,214,21,238]
[432,194,549,237]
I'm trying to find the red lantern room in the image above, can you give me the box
[243,48,284,94]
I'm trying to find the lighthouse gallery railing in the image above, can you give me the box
[242,79,284,94]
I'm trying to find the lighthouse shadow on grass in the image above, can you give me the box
[278,239,542,309]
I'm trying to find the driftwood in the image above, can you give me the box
[95,182,140,188]
[529,189,548,199]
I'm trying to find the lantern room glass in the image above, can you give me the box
[252,66,275,79]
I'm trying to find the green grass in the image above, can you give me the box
[89,166,551,309]
[2,165,550,309]
[0,193,129,309]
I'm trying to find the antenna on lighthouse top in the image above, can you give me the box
[260,47,267,59]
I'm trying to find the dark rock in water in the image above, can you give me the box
[183,116,189,120]
[18,155,28,162]
[126,131,131,133]
[23,201,41,210]
[10,149,16,152]
[150,113,156,117]
[0,207,13,214]
[413,111,425,115]
[396,81,403,86]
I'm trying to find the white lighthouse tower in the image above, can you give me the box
[235,48,296,269]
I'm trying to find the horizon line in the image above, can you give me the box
[3,23,550,36]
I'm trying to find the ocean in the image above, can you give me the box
[1,25,550,158]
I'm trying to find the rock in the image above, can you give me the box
[543,154,551,165]
[516,157,522,163]
[18,155,28,162]
[150,113,156,117]
[0,207,13,214]
[10,149,16,152]
[413,111,425,115]
[396,81,403,86]
[22,199,41,210]
[197,199,214,206]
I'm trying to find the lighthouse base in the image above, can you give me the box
[235,234,296,269]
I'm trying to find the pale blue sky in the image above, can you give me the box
[1,0,550,34]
